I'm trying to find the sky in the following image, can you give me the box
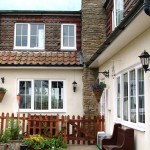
[0,0,82,11]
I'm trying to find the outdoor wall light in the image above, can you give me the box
[1,77,4,84]
[139,50,150,72]
[99,70,109,78]
[72,81,77,92]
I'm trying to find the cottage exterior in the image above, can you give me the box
[84,0,150,149]
[0,11,83,116]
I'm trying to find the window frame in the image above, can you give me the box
[14,23,45,50]
[112,0,124,29]
[17,79,66,113]
[116,66,145,130]
[61,24,76,50]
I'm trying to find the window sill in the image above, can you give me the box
[115,120,145,132]
[19,109,66,113]
[13,48,45,50]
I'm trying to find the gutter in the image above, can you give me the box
[85,0,143,67]
[143,0,150,16]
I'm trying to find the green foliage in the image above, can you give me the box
[22,132,67,150]
[1,118,22,143]
[92,82,106,90]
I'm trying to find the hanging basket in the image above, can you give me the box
[93,89,103,103]
[0,91,6,103]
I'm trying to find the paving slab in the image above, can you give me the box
[67,145,98,150]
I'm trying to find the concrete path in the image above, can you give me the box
[67,145,98,150]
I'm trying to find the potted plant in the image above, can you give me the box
[92,82,106,103]
[0,87,6,103]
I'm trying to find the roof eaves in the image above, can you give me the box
[0,10,81,16]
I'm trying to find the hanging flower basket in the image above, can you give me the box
[0,87,6,103]
[93,89,104,103]
[91,82,106,103]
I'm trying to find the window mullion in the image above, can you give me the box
[28,24,30,48]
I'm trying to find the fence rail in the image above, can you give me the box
[0,113,104,144]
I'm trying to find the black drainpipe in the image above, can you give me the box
[143,0,150,16]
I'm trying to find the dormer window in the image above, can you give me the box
[112,0,124,30]
[14,23,45,49]
[61,24,76,50]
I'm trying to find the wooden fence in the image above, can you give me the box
[0,113,104,144]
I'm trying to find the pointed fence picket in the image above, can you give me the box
[0,113,104,144]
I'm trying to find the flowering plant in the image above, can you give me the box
[92,82,106,90]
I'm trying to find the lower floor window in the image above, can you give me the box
[116,67,145,124]
[19,80,64,111]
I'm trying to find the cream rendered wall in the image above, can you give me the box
[99,27,150,150]
[0,68,83,117]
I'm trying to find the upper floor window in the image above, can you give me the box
[112,0,124,29]
[116,67,145,126]
[18,79,65,112]
[61,24,76,50]
[14,23,45,49]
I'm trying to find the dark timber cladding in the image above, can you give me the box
[0,10,81,51]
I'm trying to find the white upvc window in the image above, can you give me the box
[112,0,124,30]
[61,24,76,50]
[116,67,145,128]
[18,79,65,112]
[14,23,45,49]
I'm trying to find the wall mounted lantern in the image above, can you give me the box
[139,50,150,72]
[99,70,109,78]
[72,81,77,92]
[1,77,4,84]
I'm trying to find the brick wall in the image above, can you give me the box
[82,0,106,115]
[0,14,81,51]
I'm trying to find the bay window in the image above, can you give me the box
[18,80,65,112]
[116,67,145,126]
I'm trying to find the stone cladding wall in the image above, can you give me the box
[82,0,107,115]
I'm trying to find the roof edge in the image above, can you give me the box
[86,0,143,67]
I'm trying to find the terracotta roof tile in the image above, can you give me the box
[0,51,83,67]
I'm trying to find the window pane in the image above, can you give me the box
[31,24,37,35]
[63,37,68,47]
[16,36,21,46]
[19,81,31,109]
[16,25,21,35]
[34,80,48,110]
[30,36,37,48]
[51,81,63,109]
[69,37,74,47]
[138,68,145,123]
[69,26,74,36]
[130,70,136,123]
[15,24,28,47]
[123,73,128,121]
[63,25,68,36]
[22,36,27,46]
[30,24,44,48]
[22,25,28,35]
